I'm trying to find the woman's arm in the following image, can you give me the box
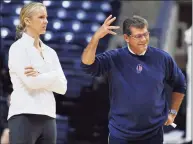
[9,44,59,89]
[44,50,67,95]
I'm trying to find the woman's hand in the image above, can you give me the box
[24,66,39,77]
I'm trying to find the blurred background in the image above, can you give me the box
[0,0,192,144]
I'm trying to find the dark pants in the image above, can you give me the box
[8,114,56,144]
[109,127,163,144]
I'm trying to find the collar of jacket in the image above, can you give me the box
[20,32,46,50]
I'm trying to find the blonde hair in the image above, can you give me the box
[15,2,45,40]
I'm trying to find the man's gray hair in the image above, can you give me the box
[123,15,148,35]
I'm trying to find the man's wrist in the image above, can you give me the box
[93,33,100,41]
[169,109,178,116]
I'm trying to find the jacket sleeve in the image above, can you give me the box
[9,44,59,90]
[81,49,117,77]
[165,54,186,94]
[45,50,67,95]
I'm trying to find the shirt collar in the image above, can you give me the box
[21,32,45,50]
[127,44,146,56]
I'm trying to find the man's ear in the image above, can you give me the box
[123,34,129,43]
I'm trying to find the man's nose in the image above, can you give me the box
[140,36,146,41]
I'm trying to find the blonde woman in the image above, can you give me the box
[8,2,67,144]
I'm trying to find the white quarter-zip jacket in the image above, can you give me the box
[8,33,67,119]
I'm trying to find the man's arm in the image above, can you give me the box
[168,60,186,114]
[170,92,185,113]
[81,15,120,76]
[165,54,186,109]
[81,34,100,65]
[81,15,119,65]
[164,54,186,126]
[164,92,185,126]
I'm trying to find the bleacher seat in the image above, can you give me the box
[56,114,69,144]
[42,1,62,8]
[0,0,120,103]
[47,8,76,21]
[1,27,15,40]
[1,3,22,16]
[2,16,18,31]
[0,1,121,142]
[42,32,62,43]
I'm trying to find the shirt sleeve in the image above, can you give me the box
[45,50,67,95]
[165,54,187,94]
[81,49,117,77]
[9,44,59,90]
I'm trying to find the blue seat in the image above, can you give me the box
[61,1,82,9]
[1,27,15,40]
[47,8,75,20]
[2,40,14,53]
[57,49,81,58]
[2,16,18,31]
[65,78,92,98]
[42,1,62,8]
[59,57,77,69]
[45,43,83,53]
[1,3,22,16]
[42,31,61,42]
[56,114,69,143]
[44,1,80,9]
[64,34,90,47]
[82,22,100,33]
[86,12,106,23]
[82,1,112,12]
[60,44,83,52]
[46,8,60,18]
[46,19,65,32]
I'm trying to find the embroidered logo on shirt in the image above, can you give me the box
[136,64,143,73]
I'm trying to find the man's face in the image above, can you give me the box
[124,26,149,52]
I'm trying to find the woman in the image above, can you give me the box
[8,2,67,144]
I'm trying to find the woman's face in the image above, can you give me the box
[26,6,48,36]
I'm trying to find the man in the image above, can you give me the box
[81,15,186,144]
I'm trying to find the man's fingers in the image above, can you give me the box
[165,120,172,126]
[106,17,116,26]
[104,15,112,24]
[108,26,120,30]
[108,30,117,35]
[164,120,168,125]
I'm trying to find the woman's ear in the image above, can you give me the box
[24,17,30,26]
[123,34,129,43]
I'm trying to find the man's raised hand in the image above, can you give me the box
[94,15,120,39]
